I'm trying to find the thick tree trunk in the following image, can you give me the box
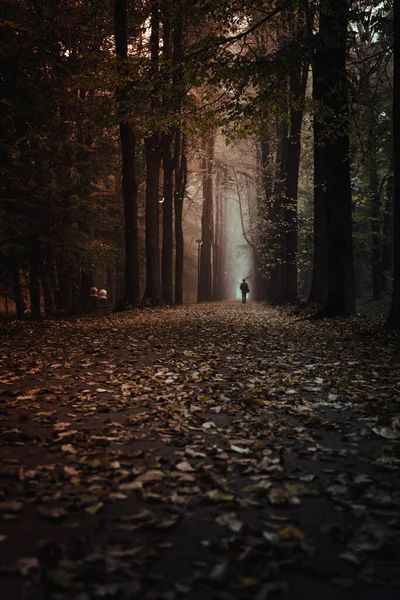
[308,43,328,304]
[115,0,141,306]
[143,1,162,303]
[199,134,215,302]
[387,0,400,326]
[120,124,141,305]
[281,66,308,303]
[320,0,355,316]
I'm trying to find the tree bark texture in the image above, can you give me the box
[368,158,382,300]
[308,42,328,304]
[40,254,56,317]
[143,1,162,302]
[199,134,215,302]
[382,171,394,292]
[213,169,221,301]
[12,265,26,318]
[266,121,288,304]
[259,140,275,300]
[144,135,162,301]
[115,0,141,305]
[387,0,400,326]
[29,240,40,319]
[320,0,355,316]
[162,132,174,305]
[174,131,187,305]
[280,65,308,303]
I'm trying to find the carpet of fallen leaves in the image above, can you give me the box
[0,302,400,600]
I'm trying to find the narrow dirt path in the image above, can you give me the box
[0,302,399,600]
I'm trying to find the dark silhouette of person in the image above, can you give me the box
[240,279,250,304]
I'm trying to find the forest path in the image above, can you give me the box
[0,302,400,600]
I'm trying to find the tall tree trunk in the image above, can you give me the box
[320,0,355,316]
[213,168,222,301]
[369,157,382,300]
[79,271,95,313]
[199,134,215,302]
[29,240,41,319]
[144,135,162,301]
[387,0,400,326]
[162,133,174,305]
[172,10,186,305]
[259,140,274,300]
[281,65,308,303]
[308,42,328,304]
[382,170,394,292]
[143,1,162,302]
[57,253,71,313]
[106,265,114,306]
[12,264,26,318]
[268,121,288,304]
[174,131,187,305]
[115,0,141,305]
[40,254,56,318]
[160,18,174,305]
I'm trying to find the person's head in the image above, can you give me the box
[242,278,246,282]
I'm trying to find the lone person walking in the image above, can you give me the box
[240,279,250,304]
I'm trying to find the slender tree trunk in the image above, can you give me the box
[369,158,382,300]
[57,257,71,313]
[382,170,394,292]
[50,262,61,311]
[259,140,274,300]
[162,133,174,305]
[29,241,41,319]
[199,134,215,302]
[144,135,162,301]
[12,265,26,318]
[320,0,355,316]
[106,265,114,306]
[268,121,288,304]
[79,271,95,313]
[115,0,140,305]
[213,169,221,301]
[219,176,227,300]
[309,42,328,304]
[40,256,56,318]
[160,17,174,305]
[387,0,400,326]
[174,131,187,305]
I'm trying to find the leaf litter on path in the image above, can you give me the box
[0,302,400,598]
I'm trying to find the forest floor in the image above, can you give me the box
[0,302,400,600]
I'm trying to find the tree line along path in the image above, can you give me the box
[0,302,399,600]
